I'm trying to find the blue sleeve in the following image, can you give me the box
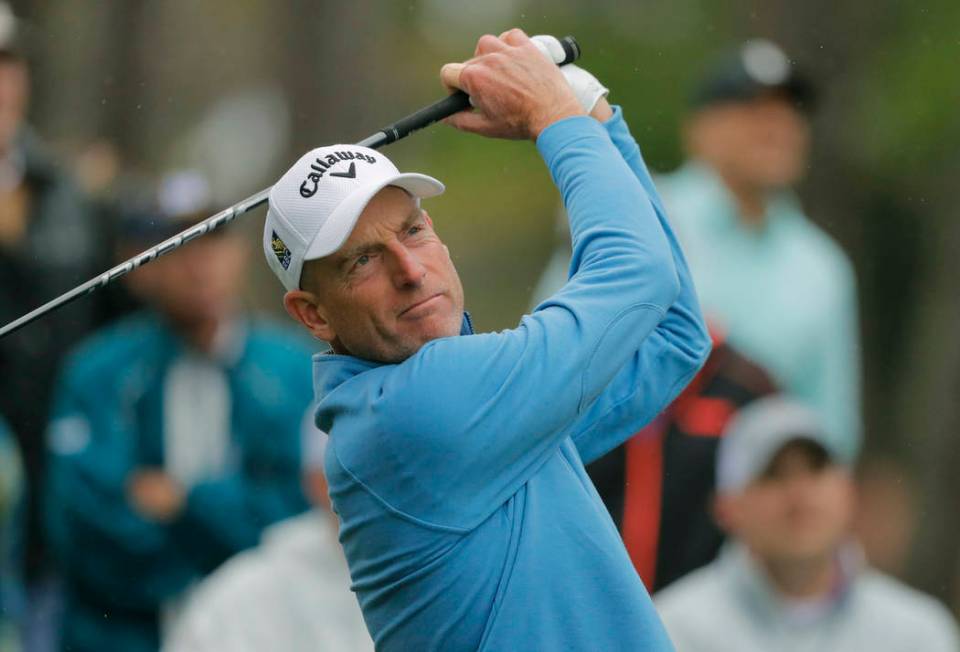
[566,106,711,464]
[326,114,710,529]
[44,359,194,607]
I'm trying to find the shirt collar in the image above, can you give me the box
[313,311,474,398]
[678,161,804,236]
[722,540,865,627]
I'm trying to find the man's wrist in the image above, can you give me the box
[590,99,613,123]
[535,113,612,170]
[529,105,587,140]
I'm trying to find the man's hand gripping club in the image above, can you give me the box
[441,29,609,140]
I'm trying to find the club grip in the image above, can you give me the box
[370,35,581,148]
[377,92,472,146]
[558,35,581,65]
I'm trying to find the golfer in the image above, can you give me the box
[264,29,710,651]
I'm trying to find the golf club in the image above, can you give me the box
[0,35,580,340]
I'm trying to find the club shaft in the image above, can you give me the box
[0,35,581,340]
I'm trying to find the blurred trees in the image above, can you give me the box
[8,0,960,611]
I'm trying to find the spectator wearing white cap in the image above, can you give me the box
[655,395,959,652]
[658,39,861,462]
[164,424,373,652]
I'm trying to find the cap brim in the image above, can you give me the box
[302,172,444,263]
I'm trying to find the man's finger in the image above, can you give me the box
[500,28,530,47]
[443,110,493,135]
[475,33,509,57]
[440,62,466,93]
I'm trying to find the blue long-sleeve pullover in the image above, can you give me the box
[315,108,711,651]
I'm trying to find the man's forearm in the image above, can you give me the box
[564,108,712,464]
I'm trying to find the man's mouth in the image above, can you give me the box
[399,293,444,318]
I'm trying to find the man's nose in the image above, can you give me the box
[388,244,426,288]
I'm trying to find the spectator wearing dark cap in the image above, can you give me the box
[655,396,959,651]
[658,39,861,461]
[43,172,317,652]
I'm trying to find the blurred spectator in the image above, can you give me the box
[44,172,316,652]
[164,427,373,652]
[587,329,777,591]
[0,415,23,652]
[658,39,861,459]
[655,396,959,651]
[531,222,778,592]
[0,4,123,639]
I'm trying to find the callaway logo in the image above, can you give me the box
[300,150,377,198]
[271,231,292,270]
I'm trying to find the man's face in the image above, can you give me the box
[686,94,810,191]
[297,186,465,363]
[717,440,854,565]
[126,231,248,327]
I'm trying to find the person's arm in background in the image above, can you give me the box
[45,358,195,608]
[562,104,710,464]
[173,424,308,557]
[173,335,312,558]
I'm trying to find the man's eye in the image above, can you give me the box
[355,254,371,267]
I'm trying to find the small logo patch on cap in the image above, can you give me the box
[271,231,292,270]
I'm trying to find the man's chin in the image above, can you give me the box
[396,315,462,357]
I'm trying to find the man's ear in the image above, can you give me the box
[283,290,336,343]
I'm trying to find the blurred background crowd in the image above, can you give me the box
[0,1,958,650]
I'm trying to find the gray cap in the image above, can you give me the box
[716,395,848,493]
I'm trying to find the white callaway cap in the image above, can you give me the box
[716,395,850,493]
[263,144,444,291]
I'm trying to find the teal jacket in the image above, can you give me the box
[315,109,711,651]
[45,313,315,652]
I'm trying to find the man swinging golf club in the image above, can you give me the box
[265,29,711,651]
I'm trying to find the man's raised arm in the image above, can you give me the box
[564,104,711,464]
[334,30,705,528]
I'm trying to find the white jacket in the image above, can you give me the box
[656,543,958,652]
[164,510,374,652]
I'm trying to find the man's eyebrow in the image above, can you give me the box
[335,242,382,269]
[400,207,424,231]
[334,208,424,269]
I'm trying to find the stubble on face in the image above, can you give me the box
[303,187,465,363]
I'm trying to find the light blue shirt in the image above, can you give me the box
[314,108,711,651]
[658,163,861,460]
